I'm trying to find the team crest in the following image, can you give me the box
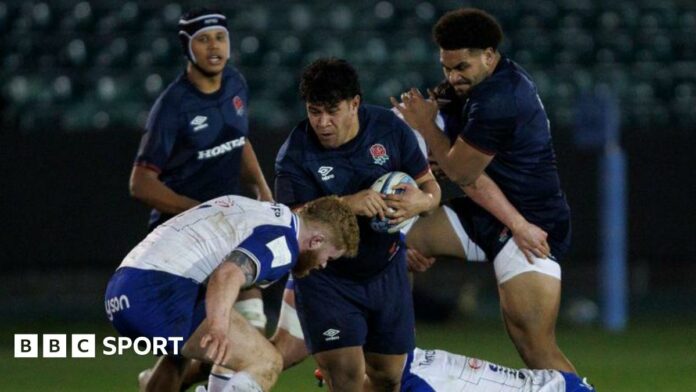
[369,143,389,165]
[232,96,245,116]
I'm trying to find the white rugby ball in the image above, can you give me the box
[370,171,418,233]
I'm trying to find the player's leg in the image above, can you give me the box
[405,204,487,262]
[138,358,211,392]
[363,253,416,392]
[269,278,310,369]
[494,240,576,372]
[106,267,208,392]
[364,353,407,392]
[293,271,371,392]
[406,206,466,258]
[138,355,189,392]
[182,309,283,392]
[314,346,366,392]
[138,288,267,391]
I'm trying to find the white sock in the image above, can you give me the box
[222,372,263,392]
[207,371,235,392]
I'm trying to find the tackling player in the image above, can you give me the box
[128,8,272,387]
[392,8,575,372]
[274,58,441,391]
[105,195,358,392]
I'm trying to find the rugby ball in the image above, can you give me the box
[370,171,418,233]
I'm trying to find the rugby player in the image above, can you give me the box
[105,195,358,392]
[274,58,441,391]
[129,8,273,388]
[392,8,575,372]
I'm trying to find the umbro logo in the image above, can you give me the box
[318,166,334,181]
[190,116,209,132]
[322,329,340,341]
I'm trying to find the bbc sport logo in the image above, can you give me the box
[14,334,183,358]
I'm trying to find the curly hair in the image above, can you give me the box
[433,8,503,51]
[299,58,362,107]
[299,196,360,257]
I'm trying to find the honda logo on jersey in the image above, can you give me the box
[197,137,246,160]
[369,144,389,165]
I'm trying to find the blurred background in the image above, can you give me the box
[1,0,695,391]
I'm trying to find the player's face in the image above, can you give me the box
[190,28,229,75]
[440,48,495,96]
[293,245,344,278]
[306,96,360,149]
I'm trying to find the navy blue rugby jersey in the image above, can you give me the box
[134,67,250,228]
[275,105,429,280]
[442,57,571,258]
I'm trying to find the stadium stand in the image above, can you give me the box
[1,0,695,132]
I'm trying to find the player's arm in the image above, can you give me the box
[205,250,258,335]
[424,129,493,187]
[240,141,273,202]
[419,139,551,261]
[392,89,549,260]
[391,88,491,187]
[129,165,199,214]
[463,174,550,260]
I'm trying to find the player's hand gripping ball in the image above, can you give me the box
[370,171,418,233]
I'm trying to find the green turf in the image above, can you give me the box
[1,318,695,391]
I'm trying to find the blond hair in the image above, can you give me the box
[298,196,359,257]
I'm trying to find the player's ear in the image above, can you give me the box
[350,95,361,110]
[309,233,326,250]
[484,48,495,66]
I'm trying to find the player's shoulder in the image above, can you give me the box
[151,73,189,111]
[470,57,532,117]
[222,66,249,92]
[476,57,536,101]
[208,195,293,225]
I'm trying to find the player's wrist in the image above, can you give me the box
[509,216,527,233]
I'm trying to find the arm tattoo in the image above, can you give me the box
[223,250,258,288]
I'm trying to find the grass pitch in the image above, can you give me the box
[1,318,694,391]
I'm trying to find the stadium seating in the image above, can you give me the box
[1,0,695,132]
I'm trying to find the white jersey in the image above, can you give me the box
[120,196,299,284]
[406,348,576,392]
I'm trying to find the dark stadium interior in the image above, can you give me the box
[1,1,695,390]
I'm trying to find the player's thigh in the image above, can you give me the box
[364,256,415,355]
[498,271,561,335]
[183,310,277,369]
[494,238,562,334]
[364,352,407,387]
[406,206,466,258]
[294,272,369,354]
